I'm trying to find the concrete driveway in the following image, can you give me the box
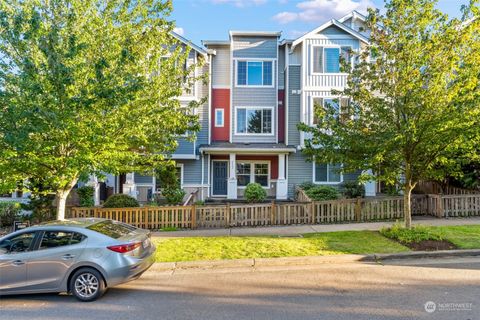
[1,256,479,320]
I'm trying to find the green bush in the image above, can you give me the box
[245,183,267,203]
[341,181,365,198]
[77,186,95,207]
[380,223,444,243]
[24,194,55,223]
[103,194,139,208]
[162,187,186,205]
[0,202,22,227]
[305,186,339,201]
[298,181,316,191]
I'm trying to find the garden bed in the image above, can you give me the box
[403,239,457,251]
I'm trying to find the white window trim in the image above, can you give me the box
[177,163,184,188]
[236,160,271,189]
[312,163,344,185]
[214,108,224,127]
[234,106,275,136]
[310,96,343,126]
[235,59,275,88]
[310,45,353,76]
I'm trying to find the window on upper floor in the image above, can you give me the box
[313,46,352,74]
[215,109,224,127]
[314,163,343,184]
[312,97,350,125]
[237,61,273,86]
[236,107,273,135]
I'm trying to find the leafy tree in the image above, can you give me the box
[300,0,480,228]
[0,0,204,219]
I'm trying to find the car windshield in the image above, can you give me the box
[87,220,135,239]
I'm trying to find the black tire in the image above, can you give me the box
[70,268,106,302]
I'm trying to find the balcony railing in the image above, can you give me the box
[306,73,348,89]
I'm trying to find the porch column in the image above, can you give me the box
[87,175,101,206]
[123,172,137,199]
[227,153,237,199]
[276,154,288,200]
[364,169,376,197]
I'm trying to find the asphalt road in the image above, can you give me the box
[1,256,480,320]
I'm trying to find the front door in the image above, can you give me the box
[212,161,228,196]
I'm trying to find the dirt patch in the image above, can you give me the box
[404,240,458,251]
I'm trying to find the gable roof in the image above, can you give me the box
[291,18,370,51]
[171,31,208,56]
[338,10,367,24]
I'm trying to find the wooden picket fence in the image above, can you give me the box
[67,193,480,229]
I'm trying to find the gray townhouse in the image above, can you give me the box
[6,10,376,204]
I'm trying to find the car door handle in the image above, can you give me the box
[12,260,25,266]
[61,254,75,260]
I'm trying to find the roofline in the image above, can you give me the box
[338,10,367,23]
[291,18,370,51]
[199,147,296,154]
[202,40,231,46]
[229,31,282,37]
[171,31,209,56]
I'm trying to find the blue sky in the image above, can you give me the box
[171,0,470,44]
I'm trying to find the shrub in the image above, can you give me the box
[341,181,365,198]
[305,186,339,201]
[299,181,316,191]
[193,200,205,206]
[77,186,95,207]
[162,187,186,205]
[244,183,267,203]
[0,202,22,227]
[380,223,444,243]
[103,194,139,208]
[24,194,55,223]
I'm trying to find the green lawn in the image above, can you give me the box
[153,230,409,262]
[153,225,480,262]
[436,225,480,249]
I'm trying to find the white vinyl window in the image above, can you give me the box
[236,107,273,135]
[236,60,274,87]
[215,109,224,127]
[312,46,353,74]
[236,162,270,187]
[314,163,343,184]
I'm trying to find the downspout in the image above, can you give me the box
[285,43,289,146]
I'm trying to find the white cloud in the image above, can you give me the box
[211,0,267,8]
[273,0,374,24]
[173,27,185,36]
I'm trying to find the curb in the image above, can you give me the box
[372,249,480,261]
[150,249,480,272]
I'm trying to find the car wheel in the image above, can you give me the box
[70,268,106,302]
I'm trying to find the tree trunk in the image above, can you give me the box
[56,190,70,220]
[403,184,413,229]
[55,178,78,220]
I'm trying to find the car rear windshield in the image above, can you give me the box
[87,220,136,239]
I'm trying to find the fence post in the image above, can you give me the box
[191,205,196,229]
[438,195,444,218]
[226,203,231,227]
[271,201,276,225]
[311,202,316,224]
[355,197,362,222]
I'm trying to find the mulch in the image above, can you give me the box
[404,240,458,251]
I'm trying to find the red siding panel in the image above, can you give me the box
[212,89,230,142]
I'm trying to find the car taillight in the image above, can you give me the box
[107,242,141,253]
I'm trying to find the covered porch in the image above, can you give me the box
[200,143,296,200]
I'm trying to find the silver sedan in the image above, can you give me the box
[0,218,156,301]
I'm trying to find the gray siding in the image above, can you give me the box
[287,66,301,146]
[278,45,285,89]
[287,152,312,197]
[175,138,195,155]
[232,36,277,59]
[211,45,230,87]
[177,159,203,185]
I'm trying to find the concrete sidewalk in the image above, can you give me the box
[152,216,480,238]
